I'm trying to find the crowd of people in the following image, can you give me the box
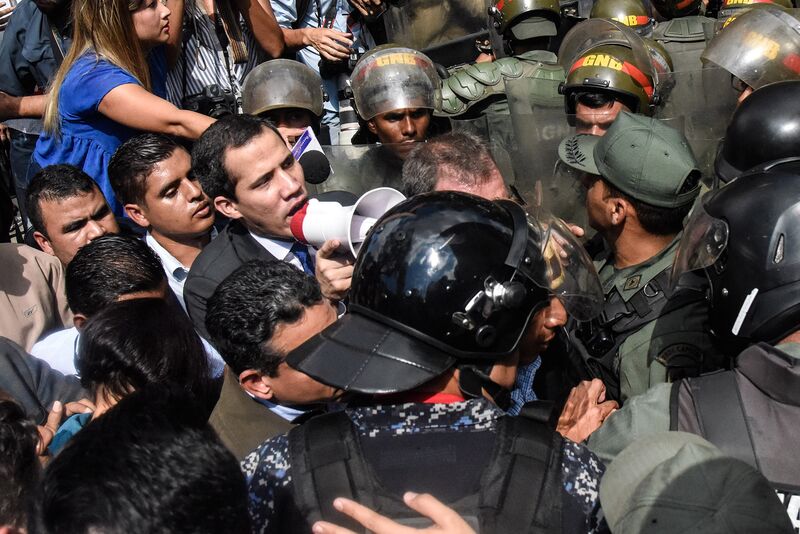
[0,0,800,532]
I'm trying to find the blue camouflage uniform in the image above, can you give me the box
[242,398,606,533]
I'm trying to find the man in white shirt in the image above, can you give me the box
[108,133,215,310]
[184,114,351,342]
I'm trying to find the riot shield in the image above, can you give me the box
[307,144,411,197]
[656,67,737,180]
[382,0,491,66]
[504,77,586,228]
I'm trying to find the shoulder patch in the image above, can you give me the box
[623,274,642,291]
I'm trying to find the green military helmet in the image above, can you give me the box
[590,0,655,36]
[561,43,658,114]
[488,0,561,41]
[717,0,792,21]
[702,7,800,92]
[241,59,324,117]
[651,0,702,19]
[644,37,674,75]
[350,45,441,121]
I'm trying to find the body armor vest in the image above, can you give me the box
[286,409,564,533]
[671,343,800,530]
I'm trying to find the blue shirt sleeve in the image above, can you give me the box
[60,54,141,119]
[271,0,299,27]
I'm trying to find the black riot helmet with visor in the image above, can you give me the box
[286,192,603,408]
[671,160,800,353]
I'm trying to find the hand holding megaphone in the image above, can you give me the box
[290,188,406,258]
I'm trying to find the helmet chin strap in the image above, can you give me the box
[457,364,512,412]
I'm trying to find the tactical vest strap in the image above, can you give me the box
[289,411,369,532]
[675,373,760,468]
[484,416,563,534]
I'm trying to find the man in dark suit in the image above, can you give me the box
[205,260,340,460]
[185,114,352,341]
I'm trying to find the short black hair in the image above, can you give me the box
[206,260,324,376]
[65,234,166,317]
[190,114,283,201]
[401,131,504,197]
[108,133,185,206]
[26,164,99,237]
[604,178,697,236]
[31,385,250,534]
[0,396,40,529]
[77,298,212,402]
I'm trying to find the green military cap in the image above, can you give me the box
[557,111,700,208]
[599,432,793,534]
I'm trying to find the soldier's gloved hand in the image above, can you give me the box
[316,239,354,302]
[556,379,618,443]
[312,492,477,534]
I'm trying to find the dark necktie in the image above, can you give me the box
[290,241,316,276]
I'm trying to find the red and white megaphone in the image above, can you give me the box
[290,187,406,257]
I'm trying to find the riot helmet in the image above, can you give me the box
[717,0,792,21]
[286,192,603,404]
[715,81,800,184]
[488,0,561,42]
[672,160,800,352]
[559,19,664,115]
[241,59,324,117]
[590,0,655,36]
[702,7,800,94]
[650,0,702,19]
[350,45,441,121]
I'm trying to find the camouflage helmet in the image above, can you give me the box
[241,59,324,117]
[718,0,792,20]
[702,7,800,92]
[590,0,655,36]
[561,43,658,114]
[650,0,702,19]
[488,0,561,40]
[350,45,441,121]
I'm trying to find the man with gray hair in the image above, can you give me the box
[400,131,510,200]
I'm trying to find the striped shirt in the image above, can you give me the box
[166,0,264,111]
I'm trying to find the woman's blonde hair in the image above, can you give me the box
[43,0,151,134]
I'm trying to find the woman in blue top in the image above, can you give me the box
[33,0,214,215]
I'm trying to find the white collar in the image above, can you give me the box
[247,230,295,262]
[145,229,217,277]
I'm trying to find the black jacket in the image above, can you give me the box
[184,220,277,341]
[0,337,87,425]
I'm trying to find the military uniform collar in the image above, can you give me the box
[595,234,682,302]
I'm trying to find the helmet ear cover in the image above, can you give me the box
[458,363,513,411]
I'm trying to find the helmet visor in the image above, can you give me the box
[701,7,800,91]
[670,199,730,289]
[527,214,605,321]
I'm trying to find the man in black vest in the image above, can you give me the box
[242,192,608,533]
[575,162,800,530]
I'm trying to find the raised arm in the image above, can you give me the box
[235,0,284,57]
[98,83,214,139]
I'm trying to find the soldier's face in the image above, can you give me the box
[581,173,612,231]
[575,100,629,136]
[367,108,431,160]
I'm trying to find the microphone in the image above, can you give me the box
[298,150,331,185]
